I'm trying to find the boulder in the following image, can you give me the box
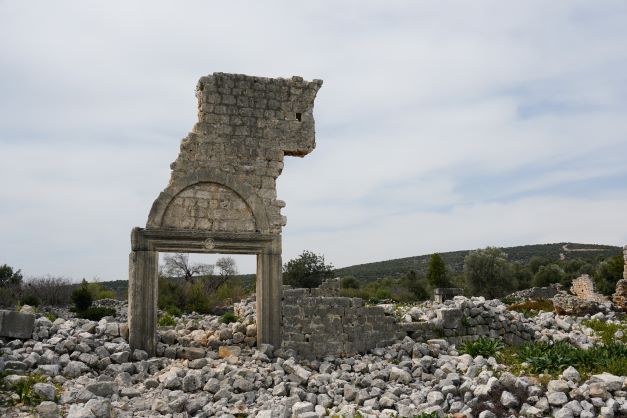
[0,310,35,339]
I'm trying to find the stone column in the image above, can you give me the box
[128,250,158,356]
[624,245,627,280]
[256,238,282,348]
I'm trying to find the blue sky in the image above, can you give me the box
[1,1,626,280]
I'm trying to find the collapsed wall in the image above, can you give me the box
[280,285,536,358]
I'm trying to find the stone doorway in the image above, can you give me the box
[127,72,323,356]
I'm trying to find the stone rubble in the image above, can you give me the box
[0,296,625,418]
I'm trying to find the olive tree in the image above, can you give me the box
[463,247,515,298]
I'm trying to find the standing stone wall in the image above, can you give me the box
[281,289,401,359]
[570,274,607,303]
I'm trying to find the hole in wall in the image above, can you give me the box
[295,113,302,122]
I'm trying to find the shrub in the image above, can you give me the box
[221,311,239,324]
[165,305,182,317]
[341,276,360,289]
[22,276,71,306]
[87,282,116,300]
[504,340,627,378]
[158,313,176,327]
[13,373,50,406]
[458,337,504,357]
[464,247,516,298]
[21,294,41,307]
[71,280,93,311]
[76,307,116,321]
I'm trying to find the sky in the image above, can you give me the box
[1,1,626,281]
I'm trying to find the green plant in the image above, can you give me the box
[283,250,334,289]
[13,373,49,406]
[43,312,57,322]
[158,313,176,327]
[502,340,627,379]
[165,305,182,317]
[221,311,239,324]
[413,413,442,418]
[427,253,449,288]
[458,337,504,357]
[461,316,471,327]
[71,279,93,311]
[583,320,627,344]
[77,307,116,321]
[20,294,41,307]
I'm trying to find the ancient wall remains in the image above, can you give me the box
[570,274,607,303]
[281,288,401,359]
[152,73,323,234]
[433,288,463,303]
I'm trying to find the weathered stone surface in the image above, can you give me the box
[0,310,35,339]
[612,278,627,311]
[434,288,463,303]
[129,73,323,355]
[570,275,607,303]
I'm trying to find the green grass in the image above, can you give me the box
[2,373,53,406]
[582,319,627,344]
[458,337,504,357]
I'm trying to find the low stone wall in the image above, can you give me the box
[281,287,537,358]
[281,288,401,359]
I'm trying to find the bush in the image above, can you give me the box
[22,276,71,306]
[513,340,627,377]
[76,307,116,321]
[533,264,564,287]
[221,312,239,324]
[341,276,360,289]
[20,294,41,307]
[71,280,93,311]
[158,313,176,327]
[458,337,504,357]
[87,282,116,300]
[165,305,182,317]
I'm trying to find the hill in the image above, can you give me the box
[99,242,621,293]
[333,242,621,280]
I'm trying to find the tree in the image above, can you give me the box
[533,264,565,287]
[595,254,624,294]
[203,256,239,292]
[71,279,93,311]
[283,250,334,289]
[427,254,449,288]
[528,256,553,275]
[0,264,23,288]
[162,253,214,281]
[463,247,515,299]
[402,270,429,300]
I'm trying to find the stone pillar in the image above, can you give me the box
[128,250,159,356]
[256,238,282,348]
[624,245,627,280]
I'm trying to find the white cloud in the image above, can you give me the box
[1,1,626,279]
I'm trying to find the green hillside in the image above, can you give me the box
[100,242,621,293]
[333,242,621,280]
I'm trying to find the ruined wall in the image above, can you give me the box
[161,183,256,231]
[152,73,322,234]
[570,274,607,303]
[281,288,401,359]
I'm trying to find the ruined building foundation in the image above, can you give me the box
[128,73,323,355]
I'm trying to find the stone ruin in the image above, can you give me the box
[570,274,608,303]
[128,72,323,355]
[433,287,463,303]
[613,245,627,311]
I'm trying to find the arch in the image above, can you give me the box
[146,169,271,234]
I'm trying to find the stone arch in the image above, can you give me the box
[146,169,270,233]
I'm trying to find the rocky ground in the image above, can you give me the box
[1,296,626,418]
